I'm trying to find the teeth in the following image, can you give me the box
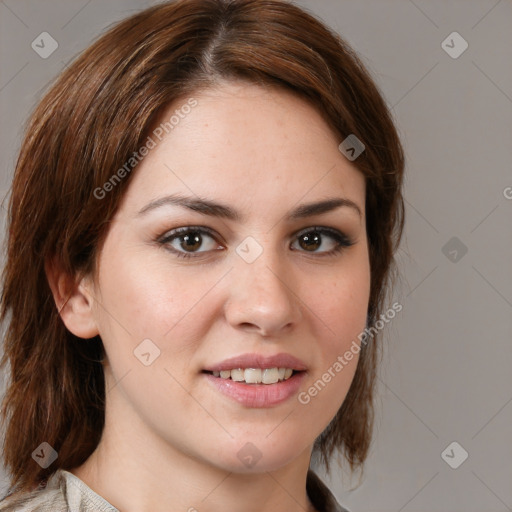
[230,368,245,381]
[262,368,279,384]
[210,367,296,384]
[244,368,262,384]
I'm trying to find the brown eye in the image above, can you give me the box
[159,227,222,259]
[298,232,322,251]
[179,232,203,252]
[292,227,355,256]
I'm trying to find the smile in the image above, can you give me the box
[203,367,298,384]
[202,369,306,408]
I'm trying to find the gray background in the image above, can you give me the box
[1,1,511,511]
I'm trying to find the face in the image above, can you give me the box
[84,81,370,473]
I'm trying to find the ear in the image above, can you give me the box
[45,257,99,339]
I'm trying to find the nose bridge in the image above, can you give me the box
[225,234,301,333]
[236,235,292,300]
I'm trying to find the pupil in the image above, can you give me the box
[182,233,201,251]
[301,232,320,251]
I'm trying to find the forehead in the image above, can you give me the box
[117,81,365,218]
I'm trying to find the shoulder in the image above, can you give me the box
[307,469,352,512]
[0,469,118,512]
[0,471,68,512]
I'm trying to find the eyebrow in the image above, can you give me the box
[137,194,362,221]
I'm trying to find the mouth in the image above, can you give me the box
[201,352,308,407]
[201,366,307,408]
[201,368,304,385]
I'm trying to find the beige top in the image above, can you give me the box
[0,468,350,512]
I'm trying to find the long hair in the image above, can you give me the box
[0,0,405,497]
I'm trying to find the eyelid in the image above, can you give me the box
[158,225,220,243]
[294,225,348,239]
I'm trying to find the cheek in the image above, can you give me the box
[309,256,370,344]
[294,267,369,436]
[301,249,370,397]
[94,247,219,355]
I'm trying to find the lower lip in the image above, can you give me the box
[202,371,306,408]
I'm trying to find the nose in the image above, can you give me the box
[224,245,302,337]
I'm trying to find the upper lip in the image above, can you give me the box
[203,353,308,372]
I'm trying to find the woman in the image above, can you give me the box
[0,0,405,511]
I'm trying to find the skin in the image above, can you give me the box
[48,81,371,512]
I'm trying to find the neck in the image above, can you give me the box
[71,444,317,512]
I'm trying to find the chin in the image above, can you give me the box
[204,435,309,474]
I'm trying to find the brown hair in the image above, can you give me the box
[0,0,404,498]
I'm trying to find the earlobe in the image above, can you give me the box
[45,258,99,339]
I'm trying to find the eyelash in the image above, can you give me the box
[156,225,355,260]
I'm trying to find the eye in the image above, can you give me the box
[291,227,355,256]
[158,226,222,259]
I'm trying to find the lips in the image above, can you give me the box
[202,352,308,373]
[201,352,308,407]
[202,369,307,408]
